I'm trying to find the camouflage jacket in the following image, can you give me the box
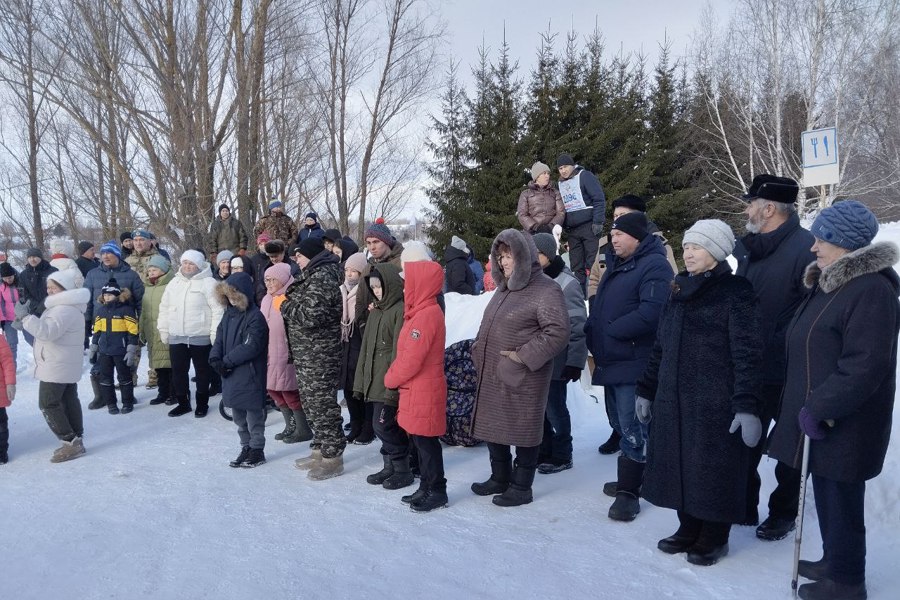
[253,212,298,244]
[126,248,160,285]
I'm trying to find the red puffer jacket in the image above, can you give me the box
[0,335,15,408]
[384,261,447,437]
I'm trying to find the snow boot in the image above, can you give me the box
[274,407,295,441]
[87,372,106,410]
[537,457,573,474]
[798,557,829,582]
[149,394,168,406]
[608,455,644,522]
[230,446,250,468]
[471,457,512,496]
[402,482,429,505]
[145,368,158,389]
[686,521,730,566]
[603,480,618,497]
[797,579,866,600]
[102,384,119,415]
[294,449,322,470]
[194,394,209,418]
[120,383,135,414]
[492,463,535,507]
[50,437,85,463]
[658,512,702,554]
[410,488,449,512]
[598,430,621,454]
[367,454,394,485]
[308,455,344,481]
[0,450,8,465]
[382,457,415,490]
[353,418,375,445]
[756,515,796,541]
[283,409,313,443]
[241,448,266,468]
[168,396,192,417]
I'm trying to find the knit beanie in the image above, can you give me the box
[216,250,234,265]
[612,195,647,213]
[230,256,244,269]
[269,199,283,210]
[556,153,575,167]
[256,232,272,245]
[47,268,79,291]
[77,241,94,255]
[305,212,318,222]
[532,233,558,258]
[148,254,171,273]
[26,247,44,259]
[810,200,879,251]
[364,222,394,248]
[120,231,132,242]
[530,161,550,181]
[401,240,432,265]
[450,235,469,254]
[343,252,368,274]
[0,263,15,278]
[612,212,650,242]
[265,262,293,288]
[298,237,325,260]
[99,241,122,259]
[683,219,736,262]
[101,278,122,296]
[323,228,343,243]
[180,249,206,270]
[218,204,230,213]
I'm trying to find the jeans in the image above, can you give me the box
[233,408,267,450]
[3,321,18,365]
[604,383,647,462]
[540,379,572,461]
[812,474,866,586]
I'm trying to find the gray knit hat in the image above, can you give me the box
[450,235,469,253]
[532,232,558,258]
[147,254,171,273]
[216,249,234,265]
[530,161,550,181]
[682,219,735,262]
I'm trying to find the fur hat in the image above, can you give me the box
[532,232,558,258]
[530,161,550,180]
[0,262,15,278]
[810,200,879,251]
[216,250,234,265]
[47,268,80,291]
[612,212,650,242]
[148,254,171,273]
[742,174,799,204]
[556,153,575,167]
[343,252,368,274]
[364,222,394,248]
[99,241,122,259]
[612,195,647,213]
[77,241,94,256]
[119,231,132,242]
[180,249,206,270]
[264,240,285,256]
[297,237,325,260]
[683,219,735,262]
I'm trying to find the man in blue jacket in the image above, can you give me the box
[557,153,606,297]
[585,211,674,522]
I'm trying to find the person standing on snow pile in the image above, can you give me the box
[119,231,134,259]
[443,235,477,295]
[635,219,763,567]
[89,278,139,415]
[297,212,325,243]
[516,161,565,234]
[253,199,297,244]
[22,268,91,463]
[139,255,176,407]
[126,228,160,388]
[470,229,569,507]
[340,252,374,445]
[768,201,899,600]
[207,203,249,258]
[210,272,270,469]
[556,153,606,297]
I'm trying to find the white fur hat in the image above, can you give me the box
[47,267,81,290]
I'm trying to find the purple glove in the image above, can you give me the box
[798,407,826,440]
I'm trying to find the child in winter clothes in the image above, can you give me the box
[0,263,19,365]
[384,260,448,511]
[341,252,372,444]
[353,263,411,490]
[260,262,312,444]
[210,272,269,468]
[0,333,15,464]
[89,278,140,414]
[22,269,91,463]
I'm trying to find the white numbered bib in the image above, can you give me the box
[558,175,587,212]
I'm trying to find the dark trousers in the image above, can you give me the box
[169,343,211,400]
[566,221,599,297]
[371,401,408,460]
[812,474,866,586]
[411,435,445,491]
[0,407,8,453]
[540,379,572,461]
[97,353,131,386]
[487,441,540,470]
[678,511,732,547]
[38,382,83,442]
[747,384,801,521]
[156,367,173,401]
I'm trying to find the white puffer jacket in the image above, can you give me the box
[157,265,223,345]
[22,287,91,383]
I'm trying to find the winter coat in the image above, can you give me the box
[207,215,249,254]
[260,275,298,391]
[126,248,162,285]
[516,181,565,232]
[210,274,268,410]
[769,243,900,483]
[83,260,144,324]
[588,227,678,300]
[75,255,99,278]
[18,259,57,317]
[91,289,139,356]
[557,166,606,230]
[734,213,817,385]
[253,212,297,244]
[251,253,272,304]
[636,263,763,523]
[471,229,569,447]
[298,223,325,243]
[353,263,404,406]
[443,245,476,295]
[281,251,343,402]
[157,264,223,346]
[0,335,14,408]
[467,253,485,294]
[0,280,19,323]
[585,234,674,385]
[139,269,174,369]
[544,256,588,380]
[385,261,447,437]
[22,287,91,383]
[355,241,405,330]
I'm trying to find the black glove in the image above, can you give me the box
[591,223,604,237]
[88,344,99,365]
[208,358,225,376]
[221,367,234,379]
[561,366,582,382]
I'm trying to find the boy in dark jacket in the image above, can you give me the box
[209,272,269,468]
[89,279,139,414]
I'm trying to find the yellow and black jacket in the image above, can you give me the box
[92,288,139,356]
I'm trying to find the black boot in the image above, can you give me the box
[283,409,313,443]
[756,515,796,541]
[608,455,644,522]
[241,448,266,468]
[353,417,375,445]
[230,446,250,468]
[274,407,295,441]
[686,521,730,566]
[382,456,415,490]
[598,429,621,454]
[120,383,135,414]
[102,384,119,415]
[471,457,512,496]
[402,482,429,504]
[366,454,393,485]
[410,487,449,512]
[798,557,829,582]
[658,511,703,554]
[797,579,866,599]
[168,396,192,417]
[492,462,535,507]
[194,394,209,418]
[88,372,106,410]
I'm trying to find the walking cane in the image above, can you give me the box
[791,434,811,597]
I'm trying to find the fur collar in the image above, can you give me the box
[804,242,900,293]
[98,288,132,305]
[490,229,541,292]
[45,287,91,310]
[215,281,249,311]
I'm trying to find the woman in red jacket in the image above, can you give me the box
[384,260,448,512]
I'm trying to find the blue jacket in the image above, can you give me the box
[83,260,145,323]
[91,290,139,356]
[585,234,673,385]
[298,223,325,243]
[467,252,484,294]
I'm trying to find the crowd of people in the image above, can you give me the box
[0,163,897,598]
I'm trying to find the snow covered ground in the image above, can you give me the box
[3,225,900,599]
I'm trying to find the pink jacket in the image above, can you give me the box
[260,265,298,392]
[0,282,18,322]
[0,335,14,407]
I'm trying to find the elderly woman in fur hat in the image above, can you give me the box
[470,229,569,507]
[769,201,899,600]
[635,219,763,567]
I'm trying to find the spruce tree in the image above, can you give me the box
[521,30,559,165]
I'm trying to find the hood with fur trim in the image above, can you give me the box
[804,241,900,294]
[489,228,542,292]
[215,272,255,311]
[98,287,132,305]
